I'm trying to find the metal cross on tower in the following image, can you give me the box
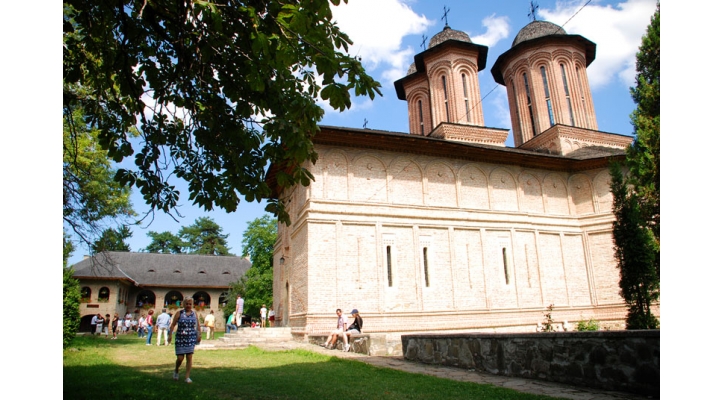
[528,1,539,21]
[420,34,428,49]
[363,118,368,129]
[441,6,450,26]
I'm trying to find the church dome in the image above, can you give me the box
[407,62,417,76]
[428,25,472,48]
[512,20,566,47]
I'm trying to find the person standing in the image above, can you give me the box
[268,307,275,327]
[111,313,120,339]
[103,314,111,337]
[90,314,99,335]
[169,297,201,383]
[260,304,268,328]
[138,314,146,338]
[235,295,244,327]
[204,310,216,340]
[95,314,105,336]
[145,310,155,345]
[156,309,171,346]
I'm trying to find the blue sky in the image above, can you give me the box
[65,0,659,265]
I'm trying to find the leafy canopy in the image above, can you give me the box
[145,231,185,254]
[92,226,133,253]
[178,217,232,255]
[63,0,382,224]
[63,106,135,245]
[223,214,277,318]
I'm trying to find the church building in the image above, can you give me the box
[269,20,640,341]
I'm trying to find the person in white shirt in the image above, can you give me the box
[260,305,268,328]
[235,295,245,327]
[320,309,349,351]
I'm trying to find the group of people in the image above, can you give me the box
[90,313,121,339]
[224,296,278,332]
[320,308,363,352]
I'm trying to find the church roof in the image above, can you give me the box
[396,25,488,98]
[71,252,251,288]
[512,20,567,46]
[490,20,596,85]
[429,25,472,48]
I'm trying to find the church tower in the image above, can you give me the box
[490,20,599,147]
[394,26,509,146]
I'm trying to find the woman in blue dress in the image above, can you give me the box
[169,297,201,383]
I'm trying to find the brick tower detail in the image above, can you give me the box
[491,20,600,148]
[394,26,508,146]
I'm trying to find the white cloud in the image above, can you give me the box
[470,14,511,48]
[540,0,658,89]
[332,0,434,85]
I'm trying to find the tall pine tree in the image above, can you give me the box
[610,3,660,329]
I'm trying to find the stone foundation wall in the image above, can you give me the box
[402,330,659,397]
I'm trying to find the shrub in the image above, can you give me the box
[63,267,81,348]
[576,318,600,331]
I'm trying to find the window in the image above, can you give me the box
[80,287,91,302]
[523,73,536,136]
[383,234,396,287]
[386,245,393,287]
[423,247,430,287]
[560,64,575,125]
[420,235,432,288]
[510,79,522,136]
[576,66,586,111]
[540,66,555,127]
[98,287,110,302]
[462,74,470,122]
[502,248,510,285]
[418,99,425,134]
[442,75,450,122]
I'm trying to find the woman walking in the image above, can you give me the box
[169,297,201,383]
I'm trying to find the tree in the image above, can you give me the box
[610,165,659,329]
[627,2,660,246]
[63,106,135,246]
[63,0,382,225]
[239,215,277,320]
[145,231,185,253]
[609,3,659,330]
[63,232,81,348]
[178,217,232,255]
[92,226,133,253]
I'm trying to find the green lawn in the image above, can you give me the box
[64,334,561,400]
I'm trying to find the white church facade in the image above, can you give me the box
[270,20,643,339]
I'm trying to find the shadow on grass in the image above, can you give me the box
[64,336,558,400]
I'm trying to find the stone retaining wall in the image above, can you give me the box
[402,330,659,397]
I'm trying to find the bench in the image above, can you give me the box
[308,333,371,354]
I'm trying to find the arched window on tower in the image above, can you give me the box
[442,75,450,122]
[523,73,536,136]
[560,64,575,126]
[461,73,470,122]
[510,79,522,139]
[540,66,555,128]
[418,99,425,134]
[576,66,586,114]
